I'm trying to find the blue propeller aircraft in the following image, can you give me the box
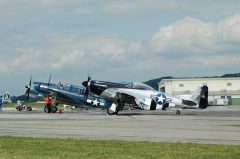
[25,76,111,112]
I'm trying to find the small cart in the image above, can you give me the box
[16,104,32,111]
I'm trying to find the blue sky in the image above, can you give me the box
[0,0,240,95]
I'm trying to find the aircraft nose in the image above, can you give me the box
[82,81,88,87]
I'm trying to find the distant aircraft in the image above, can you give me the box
[24,76,111,112]
[82,79,208,115]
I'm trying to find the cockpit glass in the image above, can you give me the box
[126,82,154,90]
[63,85,70,91]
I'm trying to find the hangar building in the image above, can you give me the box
[158,78,240,106]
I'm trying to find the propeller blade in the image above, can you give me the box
[48,75,51,86]
[25,75,32,102]
[83,75,91,99]
[29,75,32,87]
[26,89,30,101]
[82,81,88,87]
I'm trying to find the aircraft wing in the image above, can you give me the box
[100,88,155,106]
[40,85,90,108]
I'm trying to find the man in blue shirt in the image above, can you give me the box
[0,96,2,113]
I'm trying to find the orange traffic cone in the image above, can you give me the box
[59,108,63,114]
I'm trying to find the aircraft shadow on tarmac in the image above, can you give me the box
[116,111,199,116]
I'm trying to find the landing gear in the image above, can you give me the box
[176,109,181,115]
[107,93,124,115]
[107,107,118,115]
[44,105,48,113]
[44,105,58,113]
[51,106,58,113]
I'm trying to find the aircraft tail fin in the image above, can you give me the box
[190,85,208,109]
[198,85,208,109]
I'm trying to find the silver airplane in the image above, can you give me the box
[82,79,208,115]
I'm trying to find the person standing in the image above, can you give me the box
[44,95,52,113]
[0,96,3,113]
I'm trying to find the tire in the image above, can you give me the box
[27,107,32,111]
[44,105,48,113]
[107,108,115,115]
[176,110,181,115]
[52,106,58,113]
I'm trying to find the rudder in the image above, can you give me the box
[199,85,208,109]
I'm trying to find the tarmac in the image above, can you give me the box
[0,106,239,145]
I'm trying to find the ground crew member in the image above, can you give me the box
[0,96,3,113]
[45,95,52,113]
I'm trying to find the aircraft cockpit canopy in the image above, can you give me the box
[125,82,154,90]
[58,83,85,94]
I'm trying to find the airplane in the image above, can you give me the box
[24,76,111,113]
[82,79,208,115]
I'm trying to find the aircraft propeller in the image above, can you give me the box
[25,75,32,101]
[48,75,51,86]
[82,75,91,99]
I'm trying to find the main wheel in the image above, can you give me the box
[107,108,115,115]
[44,105,48,113]
[52,106,58,113]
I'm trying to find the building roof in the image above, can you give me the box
[160,77,240,82]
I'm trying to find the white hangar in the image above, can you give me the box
[158,78,240,105]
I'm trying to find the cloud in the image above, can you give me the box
[6,48,45,72]
[129,15,240,77]
[218,15,240,45]
[1,12,240,95]
[1,0,240,96]
[47,34,142,61]
[150,15,240,58]
[0,34,142,76]
[2,14,240,78]
[78,36,142,59]
[50,50,85,70]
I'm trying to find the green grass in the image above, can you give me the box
[0,136,239,159]
[232,98,240,105]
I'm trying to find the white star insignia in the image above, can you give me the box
[158,95,165,104]
[92,99,99,106]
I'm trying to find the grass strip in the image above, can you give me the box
[0,136,239,159]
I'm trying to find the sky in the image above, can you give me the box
[0,0,240,95]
